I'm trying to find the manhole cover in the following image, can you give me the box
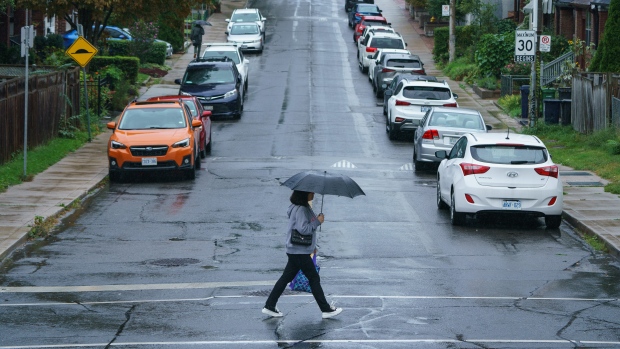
[566,181,603,186]
[149,258,200,267]
[561,171,592,176]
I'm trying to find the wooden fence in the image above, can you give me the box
[571,73,620,134]
[0,67,81,165]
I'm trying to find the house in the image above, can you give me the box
[1,6,71,48]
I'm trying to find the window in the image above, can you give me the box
[203,50,240,64]
[449,137,467,159]
[470,145,548,164]
[387,59,421,68]
[119,108,187,130]
[402,86,452,100]
[585,11,592,46]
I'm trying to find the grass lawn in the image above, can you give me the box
[0,131,91,193]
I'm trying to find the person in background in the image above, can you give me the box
[190,22,204,59]
[262,190,343,319]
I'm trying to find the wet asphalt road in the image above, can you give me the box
[2,0,620,348]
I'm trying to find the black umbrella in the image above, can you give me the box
[282,170,365,213]
[193,20,212,26]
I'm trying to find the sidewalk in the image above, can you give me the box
[0,0,619,263]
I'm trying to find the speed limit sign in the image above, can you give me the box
[515,30,536,62]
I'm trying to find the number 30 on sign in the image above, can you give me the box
[515,30,536,63]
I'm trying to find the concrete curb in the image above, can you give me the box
[562,210,620,259]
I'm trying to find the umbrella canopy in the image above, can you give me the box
[282,170,365,198]
[193,20,212,26]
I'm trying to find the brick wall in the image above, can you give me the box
[557,7,574,39]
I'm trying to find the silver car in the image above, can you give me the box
[412,107,492,171]
[226,22,263,53]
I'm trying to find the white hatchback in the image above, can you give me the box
[435,132,563,228]
[202,43,250,93]
[385,80,458,139]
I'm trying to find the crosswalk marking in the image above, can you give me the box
[331,160,356,168]
[400,163,413,171]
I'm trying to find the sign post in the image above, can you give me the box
[515,30,537,126]
[66,36,98,142]
[21,11,33,178]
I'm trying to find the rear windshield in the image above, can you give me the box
[371,37,404,49]
[386,59,421,68]
[203,50,240,64]
[119,108,187,130]
[363,20,386,25]
[402,86,451,100]
[357,4,380,12]
[471,145,548,164]
[231,13,259,22]
[429,112,483,129]
[183,67,235,85]
[231,24,259,35]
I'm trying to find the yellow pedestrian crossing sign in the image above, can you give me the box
[66,36,98,67]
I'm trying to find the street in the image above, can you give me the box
[1,0,620,347]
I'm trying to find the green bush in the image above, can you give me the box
[433,26,476,63]
[104,40,166,65]
[476,76,499,90]
[443,57,478,81]
[497,94,522,117]
[474,32,514,78]
[590,0,620,71]
[90,56,140,84]
[158,22,184,52]
[0,43,21,64]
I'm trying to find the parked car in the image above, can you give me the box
[367,49,411,86]
[382,74,438,116]
[202,43,250,93]
[106,100,202,181]
[353,15,389,43]
[226,8,267,33]
[345,0,374,12]
[385,80,458,139]
[226,22,264,53]
[175,58,245,119]
[348,3,382,28]
[435,132,563,228]
[63,26,173,58]
[146,95,213,158]
[412,107,491,171]
[357,31,406,73]
[371,53,424,97]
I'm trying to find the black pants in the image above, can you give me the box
[265,253,331,312]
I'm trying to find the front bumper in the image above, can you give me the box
[108,148,194,172]
[195,96,241,117]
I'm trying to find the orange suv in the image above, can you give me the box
[107,100,203,182]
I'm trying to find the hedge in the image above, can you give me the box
[433,26,476,63]
[90,56,140,84]
[104,40,167,65]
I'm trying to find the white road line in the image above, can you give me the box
[2,339,620,348]
[1,293,616,307]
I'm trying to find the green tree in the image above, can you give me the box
[589,0,620,71]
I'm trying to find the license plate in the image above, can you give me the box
[421,106,431,112]
[203,105,213,111]
[502,200,522,210]
[142,158,157,166]
[241,44,248,48]
[443,137,456,145]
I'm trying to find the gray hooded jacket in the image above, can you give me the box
[285,204,321,254]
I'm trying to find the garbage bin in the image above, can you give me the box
[520,85,530,120]
[541,88,556,100]
[558,87,572,100]
[560,99,572,126]
[543,99,561,124]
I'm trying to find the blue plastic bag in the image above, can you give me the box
[289,253,319,293]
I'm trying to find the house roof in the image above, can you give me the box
[555,0,594,8]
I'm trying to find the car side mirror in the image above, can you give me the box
[384,90,393,97]
[405,43,408,47]
[453,93,458,99]
[387,22,392,25]
[202,110,212,118]
[192,119,202,128]
[174,78,181,85]
[435,150,448,159]
[486,124,493,131]
[225,19,230,22]
[225,31,229,35]
[106,121,116,130]
[244,59,249,64]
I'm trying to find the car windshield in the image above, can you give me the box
[371,37,404,49]
[387,59,421,68]
[203,50,240,64]
[183,101,198,116]
[231,24,259,35]
[118,108,187,130]
[363,20,386,25]
[429,112,482,129]
[232,12,260,22]
[183,67,235,85]
[357,4,380,12]
[471,145,548,164]
[403,86,451,100]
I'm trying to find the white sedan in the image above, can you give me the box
[202,43,250,93]
[435,132,563,228]
[226,22,263,53]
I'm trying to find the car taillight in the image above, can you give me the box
[382,68,395,73]
[366,46,377,53]
[535,165,559,178]
[443,102,458,107]
[395,100,410,106]
[357,25,365,33]
[459,163,490,176]
[395,117,405,122]
[422,129,439,140]
[355,12,361,17]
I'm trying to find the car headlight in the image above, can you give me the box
[172,138,190,148]
[224,89,238,98]
[180,91,192,96]
[110,140,126,149]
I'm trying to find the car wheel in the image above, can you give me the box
[545,215,562,229]
[387,112,397,140]
[186,153,197,180]
[375,85,382,98]
[413,146,424,172]
[195,148,201,170]
[450,190,466,225]
[205,128,212,154]
[383,102,387,116]
[200,145,206,159]
[108,170,122,183]
[436,177,448,209]
[244,80,248,94]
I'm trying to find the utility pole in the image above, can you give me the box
[22,9,31,178]
[449,0,456,62]
[528,0,542,127]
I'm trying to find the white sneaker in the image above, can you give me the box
[322,306,343,319]
[262,306,283,317]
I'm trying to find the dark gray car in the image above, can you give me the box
[371,53,425,97]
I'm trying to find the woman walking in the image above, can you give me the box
[262,190,343,319]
